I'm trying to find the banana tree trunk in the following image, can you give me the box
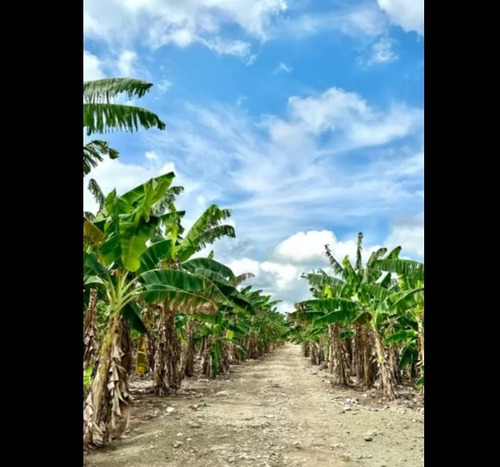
[83,289,98,371]
[318,335,326,364]
[329,324,350,386]
[220,341,231,376]
[153,307,181,395]
[177,317,195,382]
[352,323,364,379]
[134,306,156,376]
[201,336,213,377]
[83,314,132,447]
[417,310,424,364]
[371,326,396,400]
[226,341,240,365]
[417,309,424,387]
[247,334,258,359]
[361,325,374,387]
[302,341,310,358]
[389,343,401,384]
[310,342,319,365]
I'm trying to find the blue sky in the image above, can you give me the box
[84,0,424,312]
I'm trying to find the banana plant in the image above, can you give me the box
[83,172,181,447]
[374,258,424,385]
[133,203,244,395]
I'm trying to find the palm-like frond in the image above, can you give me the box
[83,78,154,103]
[182,258,235,281]
[386,246,402,259]
[374,259,424,282]
[138,240,173,273]
[151,186,185,216]
[342,256,359,283]
[378,272,392,288]
[367,248,389,266]
[234,272,255,286]
[88,178,106,212]
[140,269,207,306]
[359,283,393,302]
[385,329,418,345]
[83,217,106,250]
[389,287,424,312]
[84,103,166,136]
[324,244,345,278]
[176,205,233,259]
[178,225,235,261]
[83,140,119,176]
[302,273,345,290]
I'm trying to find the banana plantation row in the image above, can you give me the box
[289,234,424,401]
[82,78,424,451]
[83,173,289,447]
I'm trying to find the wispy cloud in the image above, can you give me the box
[199,38,252,57]
[133,86,423,248]
[273,62,293,74]
[274,2,388,40]
[84,0,288,55]
[246,54,258,66]
[157,79,173,94]
[366,37,398,65]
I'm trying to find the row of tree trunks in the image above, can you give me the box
[303,322,398,401]
[84,302,284,448]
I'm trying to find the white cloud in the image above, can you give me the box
[85,86,422,312]
[145,151,159,160]
[84,0,287,55]
[274,230,335,265]
[261,261,300,290]
[236,95,248,106]
[273,230,385,266]
[84,50,106,81]
[273,62,293,74]
[266,87,422,152]
[277,3,387,40]
[200,37,251,57]
[246,54,258,66]
[221,227,395,313]
[226,258,262,277]
[116,50,137,76]
[376,0,424,35]
[367,37,398,65]
[385,216,424,258]
[140,90,422,248]
[157,79,173,94]
[226,257,306,310]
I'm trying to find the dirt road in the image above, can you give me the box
[85,344,424,466]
